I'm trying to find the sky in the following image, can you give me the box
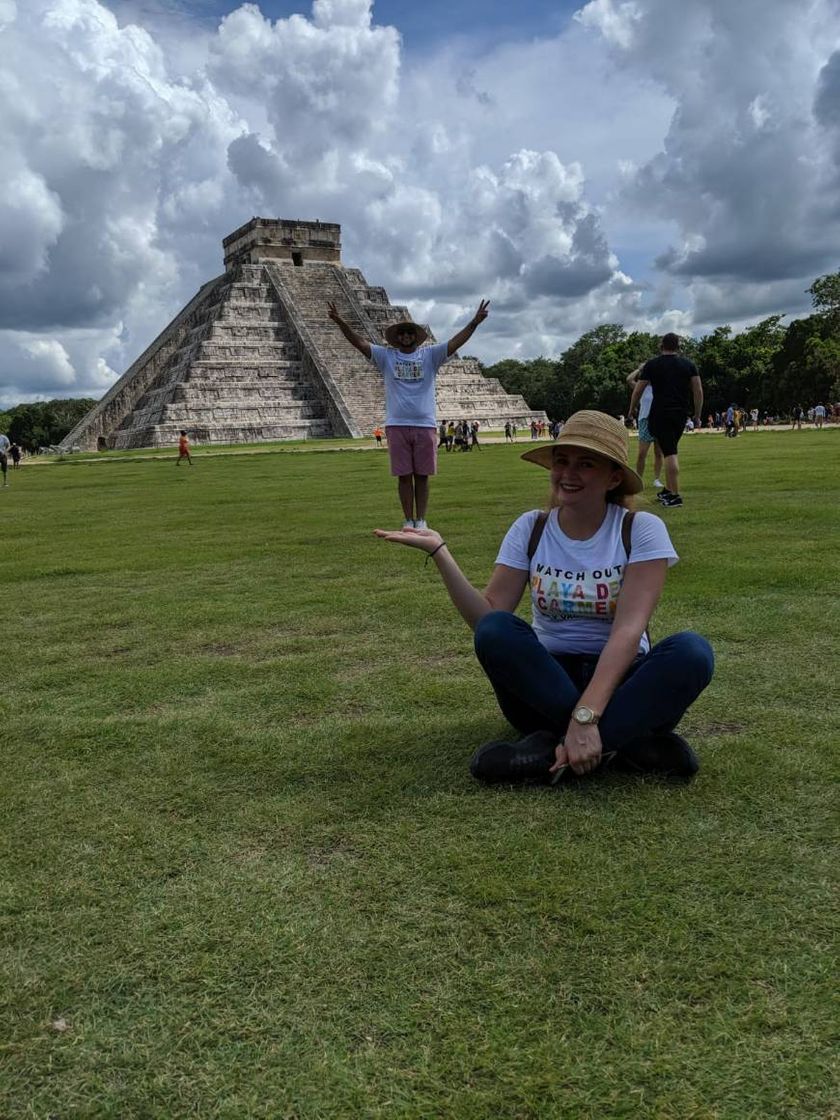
[1,0,839,406]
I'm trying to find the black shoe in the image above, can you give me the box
[656,489,673,503]
[470,729,559,785]
[616,732,699,778]
[661,493,683,507]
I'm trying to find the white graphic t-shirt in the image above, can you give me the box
[495,505,678,655]
[369,342,449,428]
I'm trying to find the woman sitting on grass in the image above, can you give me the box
[375,411,714,785]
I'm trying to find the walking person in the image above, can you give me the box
[629,334,703,508]
[375,411,714,784]
[176,430,193,466]
[0,431,10,487]
[470,421,481,450]
[9,443,21,469]
[328,301,489,528]
[627,365,664,489]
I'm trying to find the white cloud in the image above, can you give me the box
[576,0,840,322]
[0,0,837,405]
[575,0,642,49]
[20,339,75,386]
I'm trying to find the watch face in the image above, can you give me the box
[574,706,594,724]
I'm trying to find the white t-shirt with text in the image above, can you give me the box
[369,342,449,428]
[495,505,678,655]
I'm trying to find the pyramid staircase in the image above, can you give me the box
[108,265,333,448]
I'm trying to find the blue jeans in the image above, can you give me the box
[473,612,714,751]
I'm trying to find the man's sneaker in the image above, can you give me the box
[414,518,428,530]
[661,493,683,507]
[402,518,414,530]
[656,489,673,503]
[616,731,699,778]
[470,729,559,784]
[653,478,664,489]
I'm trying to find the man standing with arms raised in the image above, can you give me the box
[328,300,489,528]
[630,333,703,508]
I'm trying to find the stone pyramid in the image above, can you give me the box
[62,218,546,450]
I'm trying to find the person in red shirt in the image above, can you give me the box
[177,430,192,466]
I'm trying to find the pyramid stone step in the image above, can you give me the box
[112,419,333,448]
[208,323,292,342]
[139,382,322,412]
[159,402,326,423]
[175,386,322,404]
[196,341,300,361]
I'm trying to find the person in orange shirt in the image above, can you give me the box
[177,430,192,466]
[373,426,385,447]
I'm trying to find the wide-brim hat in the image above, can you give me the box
[384,320,429,347]
[520,410,643,495]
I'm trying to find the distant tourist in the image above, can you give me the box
[373,425,385,447]
[437,421,449,451]
[629,333,703,508]
[0,431,10,487]
[814,403,826,429]
[504,421,513,443]
[10,443,21,469]
[328,300,489,528]
[375,411,714,784]
[470,421,481,450]
[177,430,193,466]
[791,404,804,430]
[627,365,664,491]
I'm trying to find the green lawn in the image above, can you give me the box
[1,432,837,1119]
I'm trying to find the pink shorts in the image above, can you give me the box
[386,425,437,477]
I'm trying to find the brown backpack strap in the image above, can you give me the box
[621,510,635,559]
[526,511,549,562]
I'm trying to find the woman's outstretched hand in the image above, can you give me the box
[373,527,443,554]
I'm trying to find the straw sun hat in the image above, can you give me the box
[384,320,429,347]
[520,410,644,495]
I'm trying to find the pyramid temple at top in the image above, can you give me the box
[62,218,546,451]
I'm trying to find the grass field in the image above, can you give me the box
[1,432,838,1119]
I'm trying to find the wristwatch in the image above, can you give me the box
[572,706,600,726]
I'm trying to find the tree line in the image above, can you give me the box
[484,271,840,420]
[2,273,837,446]
[0,398,96,451]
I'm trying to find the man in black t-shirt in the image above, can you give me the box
[629,333,703,507]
